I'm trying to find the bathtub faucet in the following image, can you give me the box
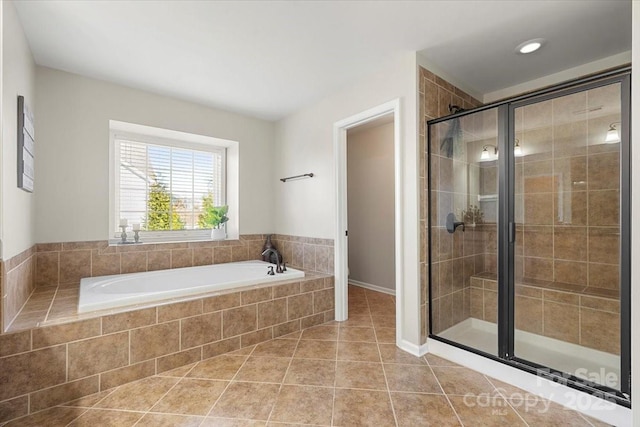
[261,248,284,273]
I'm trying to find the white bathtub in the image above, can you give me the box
[79,260,305,313]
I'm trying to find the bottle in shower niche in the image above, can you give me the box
[262,235,282,264]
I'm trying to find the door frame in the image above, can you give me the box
[333,99,402,343]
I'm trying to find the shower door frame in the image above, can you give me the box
[427,67,632,407]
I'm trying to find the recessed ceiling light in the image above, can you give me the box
[516,38,545,54]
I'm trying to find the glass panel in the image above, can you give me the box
[430,107,499,356]
[513,83,622,390]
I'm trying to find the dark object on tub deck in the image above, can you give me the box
[262,234,282,264]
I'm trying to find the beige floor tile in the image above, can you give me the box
[371,315,396,328]
[509,398,601,426]
[335,361,387,390]
[187,355,247,380]
[269,385,333,425]
[300,325,339,341]
[132,413,204,426]
[333,388,396,427]
[486,376,543,401]
[157,363,197,378]
[378,343,426,365]
[293,340,337,359]
[337,341,381,362]
[284,358,336,387]
[348,305,372,315]
[384,364,443,393]
[424,353,461,367]
[228,345,256,356]
[203,419,266,426]
[339,326,377,342]
[278,331,302,340]
[391,392,461,427]
[151,378,228,415]
[210,382,280,420]
[339,315,373,327]
[95,377,179,411]
[251,339,298,358]
[67,408,144,426]
[4,406,87,427]
[63,390,114,408]
[374,327,396,343]
[432,366,497,396]
[448,395,527,427]
[235,357,291,383]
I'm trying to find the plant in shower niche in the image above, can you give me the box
[461,205,483,227]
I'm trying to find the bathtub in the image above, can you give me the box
[79,260,305,313]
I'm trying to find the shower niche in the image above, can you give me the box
[427,69,631,405]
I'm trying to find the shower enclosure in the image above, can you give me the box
[427,69,631,404]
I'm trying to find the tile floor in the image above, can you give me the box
[4,286,610,426]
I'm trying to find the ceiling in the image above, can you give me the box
[14,1,632,121]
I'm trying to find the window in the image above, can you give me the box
[110,121,239,243]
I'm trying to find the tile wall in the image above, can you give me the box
[0,274,335,424]
[2,234,333,332]
[470,276,619,355]
[419,66,482,339]
[513,85,622,292]
[0,247,36,332]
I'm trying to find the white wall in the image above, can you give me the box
[34,67,275,243]
[1,0,36,260]
[631,1,639,423]
[274,52,422,350]
[347,120,395,291]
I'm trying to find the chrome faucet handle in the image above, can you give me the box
[267,266,275,275]
[282,262,287,272]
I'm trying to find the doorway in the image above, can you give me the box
[346,115,396,296]
[333,99,402,346]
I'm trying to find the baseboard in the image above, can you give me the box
[348,279,395,296]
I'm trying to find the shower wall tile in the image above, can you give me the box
[543,301,580,345]
[588,152,620,190]
[588,263,620,290]
[523,226,553,258]
[553,227,587,261]
[421,65,482,340]
[514,296,543,335]
[588,190,620,226]
[0,273,334,424]
[553,260,587,286]
[588,228,620,264]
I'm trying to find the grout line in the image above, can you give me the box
[265,324,303,424]
[426,362,465,427]
[198,343,256,426]
[369,289,399,427]
[484,374,531,427]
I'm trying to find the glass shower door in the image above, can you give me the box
[429,107,499,356]
[511,82,624,391]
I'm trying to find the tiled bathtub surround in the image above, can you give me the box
[419,66,482,343]
[3,234,333,331]
[271,234,334,275]
[0,247,36,333]
[0,274,334,424]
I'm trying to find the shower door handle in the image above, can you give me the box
[509,222,516,243]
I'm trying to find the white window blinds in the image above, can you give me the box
[115,138,225,233]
